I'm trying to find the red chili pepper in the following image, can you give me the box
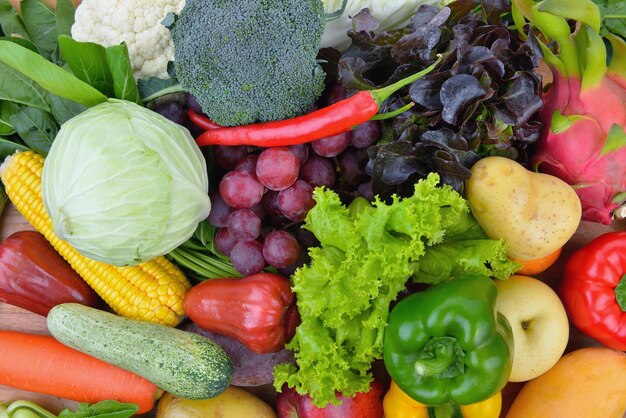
[188,109,222,130]
[560,231,626,350]
[0,231,100,316]
[183,272,299,353]
[195,58,441,148]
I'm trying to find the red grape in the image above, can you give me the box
[262,231,300,269]
[351,121,381,149]
[208,192,233,227]
[186,94,204,115]
[249,203,267,221]
[288,144,309,166]
[337,148,368,186]
[227,209,261,241]
[213,145,248,170]
[327,83,347,105]
[278,180,315,222]
[230,240,266,276]
[219,170,265,209]
[235,154,259,175]
[153,102,188,126]
[311,132,351,158]
[256,147,300,191]
[215,227,238,256]
[261,190,289,226]
[300,155,335,188]
[358,181,374,201]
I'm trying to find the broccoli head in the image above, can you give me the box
[170,0,326,126]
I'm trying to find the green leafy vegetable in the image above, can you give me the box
[274,173,518,407]
[58,401,138,418]
[0,0,30,40]
[168,220,241,280]
[20,0,57,59]
[593,0,626,38]
[106,43,140,104]
[0,136,28,159]
[55,0,75,38]
[59,35,114,97]
[336,3,543,199]
[0,62,50,110]
[9,106,57,155]
[413,210,521,284]
[0,40,107,107]
[44,92,87,125]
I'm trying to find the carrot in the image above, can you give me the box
[0,331,160,413]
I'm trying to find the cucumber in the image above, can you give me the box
[47,303,232,399]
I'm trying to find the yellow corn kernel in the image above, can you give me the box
[0,151,191,327]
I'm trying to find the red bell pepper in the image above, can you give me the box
[183,272,299,353]
[560,231,626,350]
[0,231,99,316]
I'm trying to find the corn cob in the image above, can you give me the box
[0,151,191,327]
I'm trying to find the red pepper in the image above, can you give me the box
[183,272,299,353]
[188,109,222,130]
[195,58,440,148]
[0,231,100,316]
[560,231,626,350]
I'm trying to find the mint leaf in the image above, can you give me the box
[58,401,138,418]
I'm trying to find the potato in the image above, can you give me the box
[156,387,277,418]
[466,156,581,260]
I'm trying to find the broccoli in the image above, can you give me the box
[170,0,326,126]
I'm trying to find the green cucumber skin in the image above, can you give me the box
[47,303,232,399]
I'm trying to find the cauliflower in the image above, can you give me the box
[71,0,185,80]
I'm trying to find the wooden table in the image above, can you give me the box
[0,203,624,417]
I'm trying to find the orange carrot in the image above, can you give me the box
[0,331,160,413]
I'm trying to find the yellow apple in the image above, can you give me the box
[494,275,569,382]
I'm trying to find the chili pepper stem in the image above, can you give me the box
[370,55,443,106]
[370,102,415,120]
[615,274,626,312]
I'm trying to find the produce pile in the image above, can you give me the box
[0,0,625,417]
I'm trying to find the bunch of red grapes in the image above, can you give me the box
[154,87,379,276]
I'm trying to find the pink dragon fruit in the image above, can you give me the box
[513,0,626,224]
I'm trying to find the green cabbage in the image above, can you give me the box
[322,0,448,50]
[42,99,211,266]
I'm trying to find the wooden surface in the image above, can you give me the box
[0,203,624,417]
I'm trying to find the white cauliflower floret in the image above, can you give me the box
[71,0,185,80]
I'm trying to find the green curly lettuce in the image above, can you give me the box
[274,173,519,407]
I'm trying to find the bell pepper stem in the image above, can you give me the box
[414,344,455,377]
[370,55,442,106]
[430,403,463,418]
[615,275,626,312]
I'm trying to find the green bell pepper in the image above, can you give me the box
[383,274,513,406]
